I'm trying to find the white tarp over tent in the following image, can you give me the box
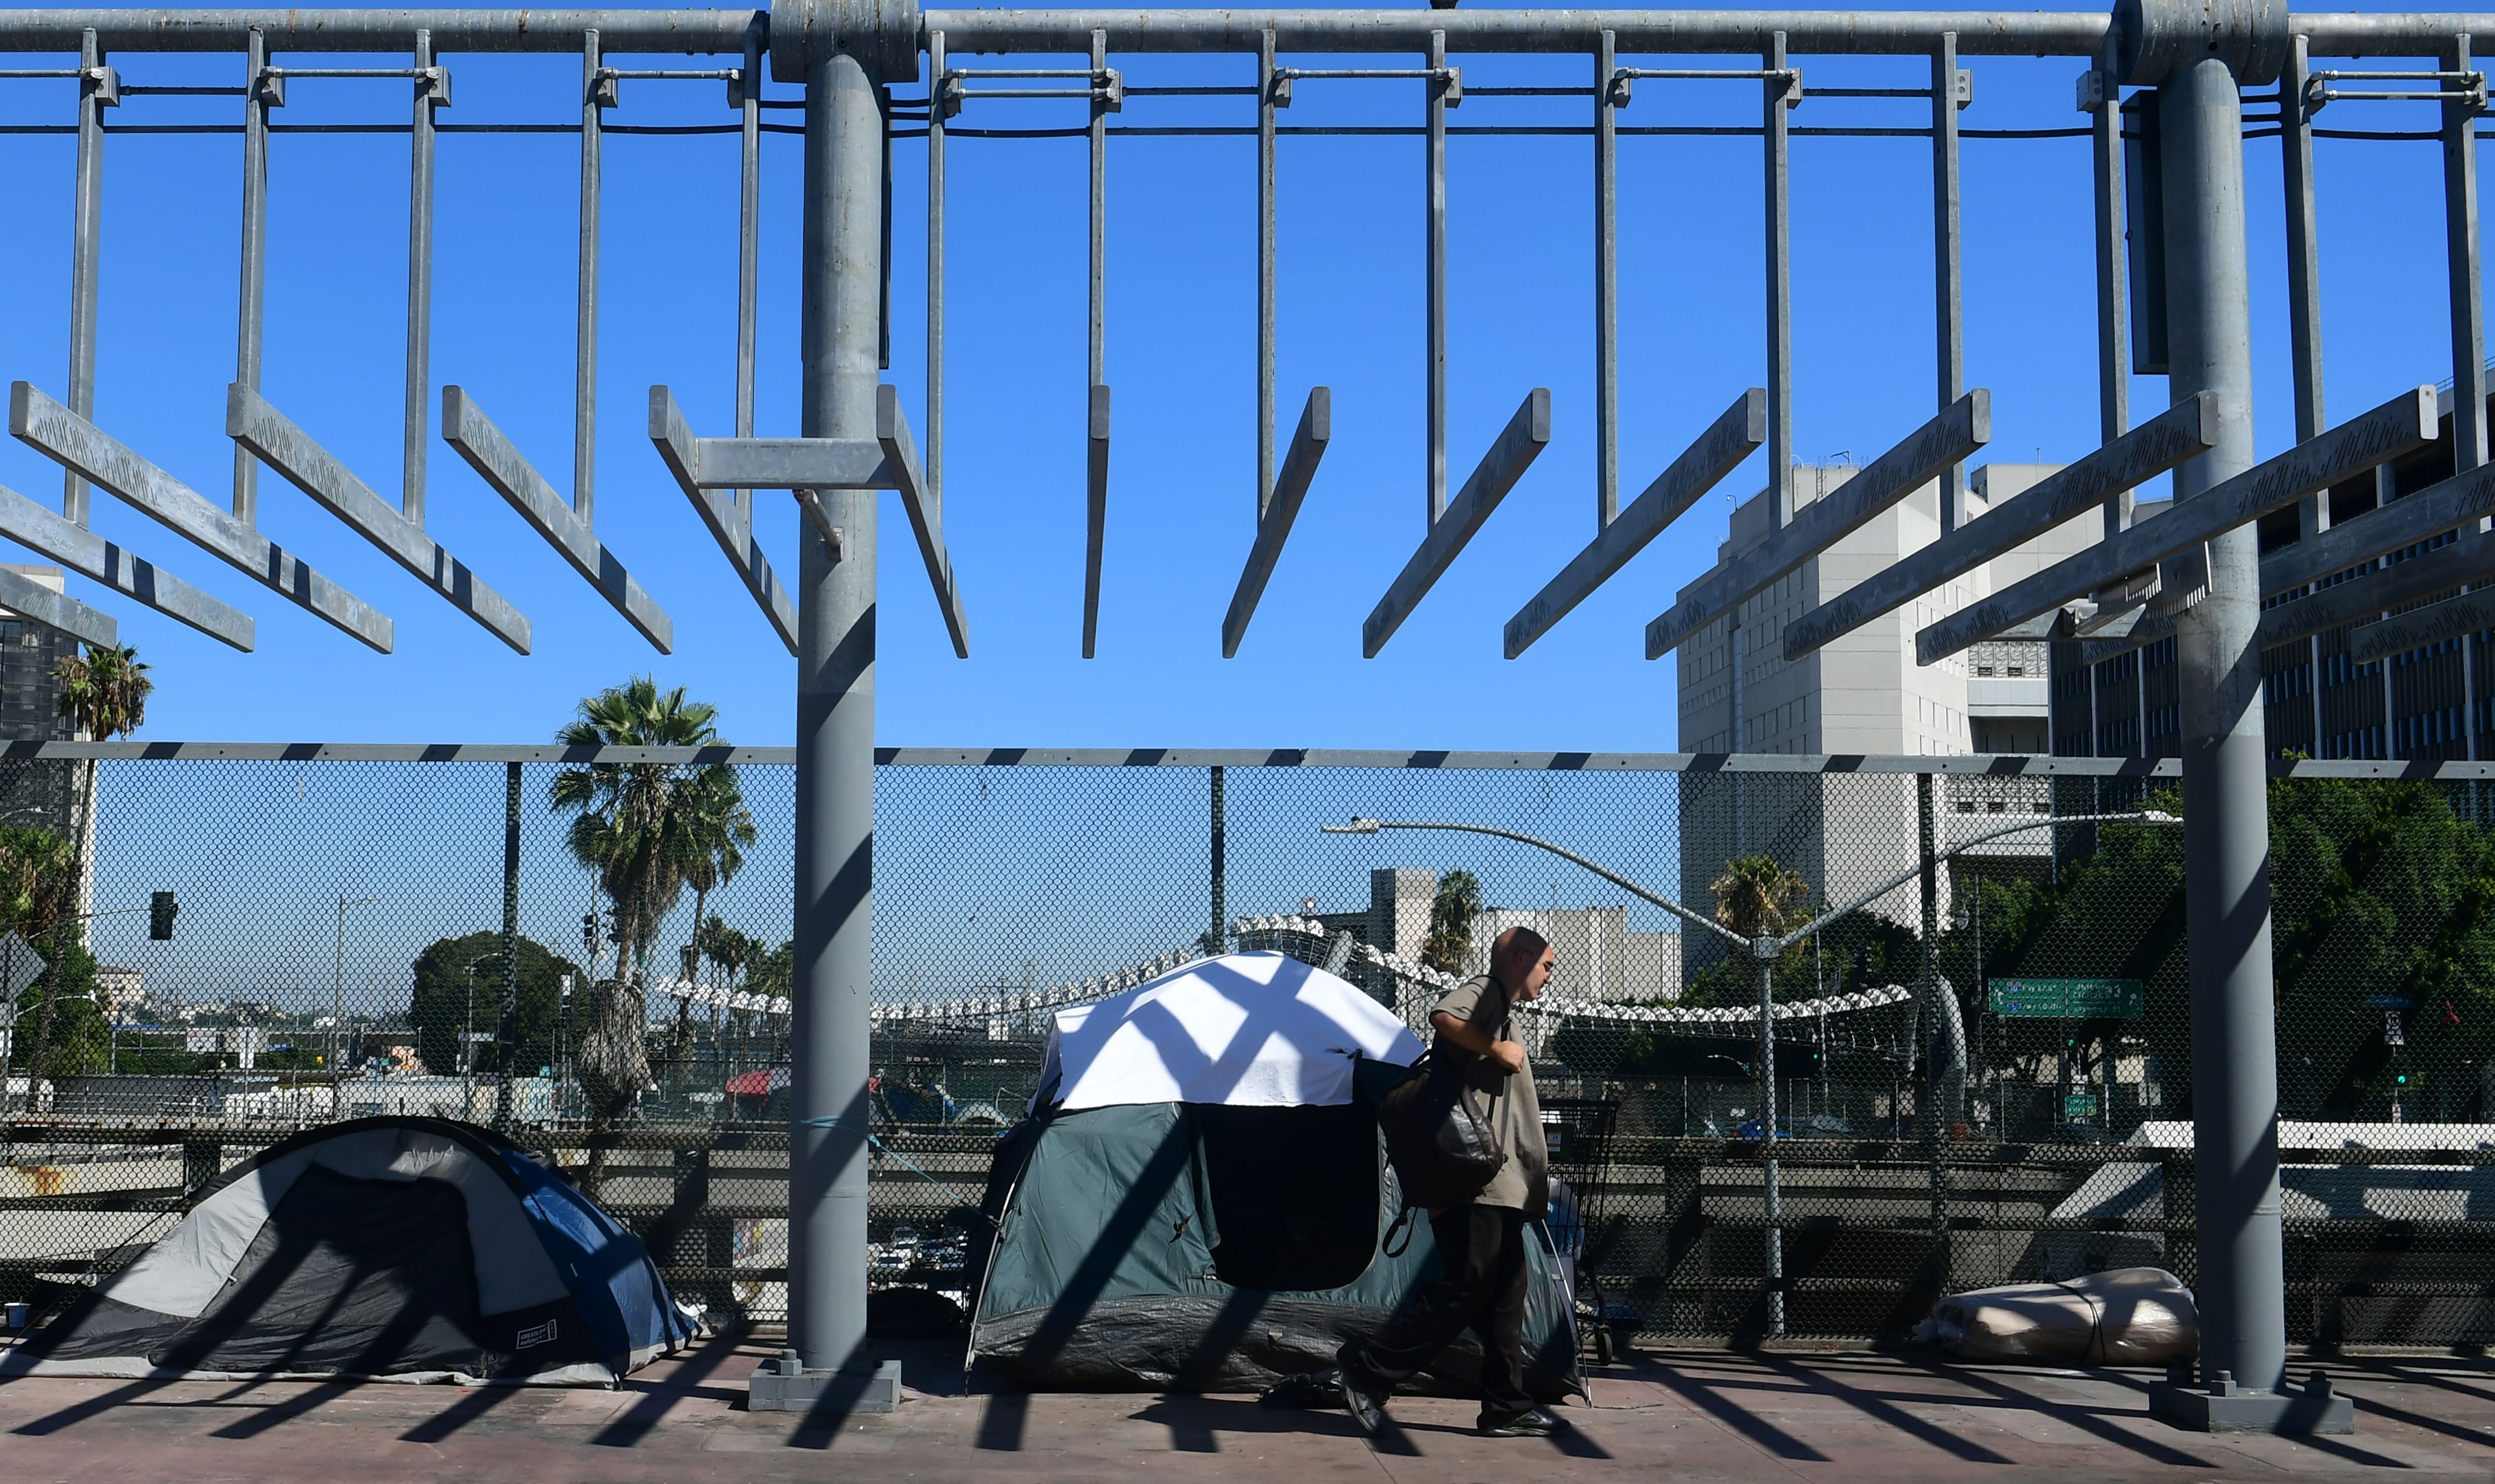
[1035,950,1425,1111]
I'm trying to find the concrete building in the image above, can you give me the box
[1672,466,2123,984]
[1315,867,1681,1006]
[0,566,79,842]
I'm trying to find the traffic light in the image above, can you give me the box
[149,890,178,940]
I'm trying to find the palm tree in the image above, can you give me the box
[18,645,148,1111]
[1710,855,1812,944]
[52,644,148,922]
[1421,869,1482,975]
[548,679,753,1171]
[667,771,756,1075]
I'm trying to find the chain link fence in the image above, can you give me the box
[2,746,2491,1353]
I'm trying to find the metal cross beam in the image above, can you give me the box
[1914,385,2437,665]
[1504,386,1765,659]
[2283,532,2492,652]
[1644,389,1988,660]
[648,384,797,654]
[1779,391,2215,661]
[10,380,389,651]
[0,482,251,650]
[0,542,115,649]
[1222,385,1330,658]
[2262,456,2495,595]
[647,381,967,659]
[228,384,531,654]
[441,385,673,654]
[2352,582,2495,663]
[1362,385,1549,657]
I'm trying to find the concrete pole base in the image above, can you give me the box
[2147,1369,2353,1434]
[746,1351,903,1414]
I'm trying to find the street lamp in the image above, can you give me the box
[1321,805,2182,1337]
[333,895,380,1083]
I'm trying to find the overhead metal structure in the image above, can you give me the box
[6,0,2484,1432]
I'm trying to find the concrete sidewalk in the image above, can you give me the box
[5,1337,2494,1482]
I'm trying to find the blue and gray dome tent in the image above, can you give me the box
[968,950,1584,1399]
[2,1117,694,1385]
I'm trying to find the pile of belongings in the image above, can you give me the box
[1914,1267,2199,1365]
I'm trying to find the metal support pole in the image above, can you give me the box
[1425,29,1448,524]
[790,45,882,1378]
[2163,52,2286,1396]
[493,761,520,1132]
[1765,31,1793,529]
[2448,33,2487,478]
[926,29,945,535]
[2450,35,2485,761]
[65,27,107,527]
[576,28,604,521]
[1210,764,1227,952]
[405,28,437,523]
[1595,29,1619,529]
[233,27,270,526]
[1083,27,1108,657]
[739,28,764,508]
[1256,28,1276,516]
[1754,951,1782,1335]
[1917,774,1950,1298]
[2090,34,2131,537]
[2282,34,2333,756]
[2282,36,2328,467]
[1933,32,1963,533]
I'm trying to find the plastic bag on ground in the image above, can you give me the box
[1914,1267,2198,1365]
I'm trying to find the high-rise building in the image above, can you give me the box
[0,567,81,841]
[1672,467,2134,986]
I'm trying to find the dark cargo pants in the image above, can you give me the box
[1341,1203,1534,1424]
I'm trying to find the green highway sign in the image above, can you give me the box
[2064,1093,2100,1119]
[1988,977,2145,1020]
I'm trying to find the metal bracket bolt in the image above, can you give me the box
[590,65,622,109]
[1093,65,1123,112]
[80,62,120,107]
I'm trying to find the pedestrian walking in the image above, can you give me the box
[1339,924,1566,1438]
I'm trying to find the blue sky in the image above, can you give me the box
[0,1,2474,752]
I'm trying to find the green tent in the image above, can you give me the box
[965,951,1582,1398]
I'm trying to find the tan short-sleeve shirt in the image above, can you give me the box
[1430,974,1547,1217]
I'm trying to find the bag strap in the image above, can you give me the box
[1382,1199,1421,1258]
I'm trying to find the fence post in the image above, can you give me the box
[494,761,521,1132]
[1661,1150,1704,1342]
[181,1137,220,1202]
[1209,764,1226,953]
[1918,773,1951,1298]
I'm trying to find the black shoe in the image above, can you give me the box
[1478,1407,1569,1438]
[1334,1348,1388,1437]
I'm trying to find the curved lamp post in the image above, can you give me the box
[1323,804,2178,1335]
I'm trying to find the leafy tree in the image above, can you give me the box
[11,940,102,1084]
[1421,869,1482,975]
[408,930,585,1078]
